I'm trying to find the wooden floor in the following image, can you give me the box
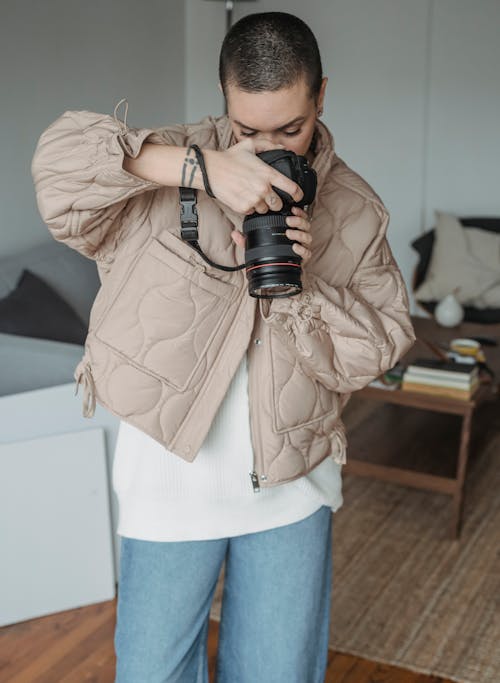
[0,598,454,683]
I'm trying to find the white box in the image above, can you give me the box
[0,428,115,626]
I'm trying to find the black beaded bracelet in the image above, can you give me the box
[188,144,216,199]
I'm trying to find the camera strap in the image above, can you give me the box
[179,187,245,272]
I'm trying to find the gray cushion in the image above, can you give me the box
[0,270,88,344]
[0,239,100,324]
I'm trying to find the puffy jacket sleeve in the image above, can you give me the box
[259,201,416,393]
[30,109,167,260]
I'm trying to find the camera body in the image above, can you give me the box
[243,150,317,298]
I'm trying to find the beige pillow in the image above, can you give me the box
[414,211,500,309]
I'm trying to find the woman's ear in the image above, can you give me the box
[218,82,223,93]
[317,76,328,113]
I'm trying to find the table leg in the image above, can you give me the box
[452,409,473,539]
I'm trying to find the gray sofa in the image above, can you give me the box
[0,239,100,396]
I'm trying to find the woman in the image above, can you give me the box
[31,12,415,682]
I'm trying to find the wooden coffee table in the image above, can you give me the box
[343,315,500,539]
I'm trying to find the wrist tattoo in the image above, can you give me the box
[182,147,199,187]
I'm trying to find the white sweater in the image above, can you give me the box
[112,350,344,541]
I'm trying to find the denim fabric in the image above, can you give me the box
[114,505,333,683]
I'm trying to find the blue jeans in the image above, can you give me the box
[114,505,333,683]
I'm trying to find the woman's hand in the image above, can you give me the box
[285,206,313,264]
[204,138,304,216]
[231,206,313,265]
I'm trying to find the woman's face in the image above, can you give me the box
[224,76,327,156]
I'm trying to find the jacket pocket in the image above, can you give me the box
[94,234,237,392]
[267,326,338,433]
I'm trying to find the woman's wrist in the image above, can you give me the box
[122,142,210,192]
[187,144,216,198]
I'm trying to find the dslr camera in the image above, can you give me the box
[243,150,317,299]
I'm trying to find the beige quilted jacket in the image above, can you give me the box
[31,106,416,490]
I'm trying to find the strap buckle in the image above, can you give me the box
[179,187,199,242]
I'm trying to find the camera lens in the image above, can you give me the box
[244,212,302,298]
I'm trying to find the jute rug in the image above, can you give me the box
[210,400,500,683]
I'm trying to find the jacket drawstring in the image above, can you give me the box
[113,98,129,135]
[75,364,96,418]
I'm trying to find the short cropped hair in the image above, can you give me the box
[219,12,323,100]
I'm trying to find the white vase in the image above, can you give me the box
[434,293,464,327]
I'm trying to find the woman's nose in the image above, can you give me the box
[256,134,281,148]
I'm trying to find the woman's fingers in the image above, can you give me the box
[286,209,311,233]
[269,170,303,204]
[285,209,312,263]
[287,234,312,262]
[266,193,283,211]
[289,206,309,222]
[231,230,246,248]
[244,190,283,214]
[285,227,312,243]
[253,198,272,214]
[285,217,311,232]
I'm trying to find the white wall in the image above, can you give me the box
[425,0,500,223]
[1,0,186,258]
[185,0,500,311]
[3,1,498,286]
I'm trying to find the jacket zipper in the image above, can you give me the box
[249,470,260,493]
[246,347,261,493]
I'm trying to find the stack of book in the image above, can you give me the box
[402,358,480,400]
